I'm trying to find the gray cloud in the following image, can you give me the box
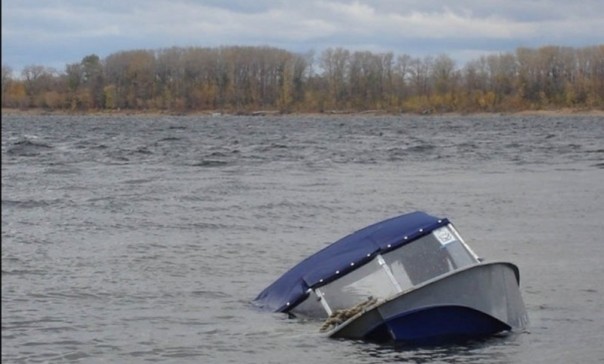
[2,0,602,73]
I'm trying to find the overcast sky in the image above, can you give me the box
[2,0,603,73]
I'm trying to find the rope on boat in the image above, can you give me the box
[319,296,378,332]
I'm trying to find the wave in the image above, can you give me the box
[2,199,61,209]
[6,139,53,156]
[189,159,229,167]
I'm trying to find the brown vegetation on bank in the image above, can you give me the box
[2,45,603,115]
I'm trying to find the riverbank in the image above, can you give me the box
[2,107,603,118]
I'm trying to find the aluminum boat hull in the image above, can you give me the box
[326,262,528,344]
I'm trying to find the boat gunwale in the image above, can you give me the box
[319,260,521,337]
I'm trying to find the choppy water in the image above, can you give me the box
[2,113,604,363]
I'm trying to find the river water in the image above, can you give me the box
[2,113,603,363]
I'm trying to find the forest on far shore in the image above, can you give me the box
[2,44,603,114]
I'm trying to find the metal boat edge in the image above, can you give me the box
[322,261,528,344]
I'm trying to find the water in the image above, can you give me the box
[2,113,603,363]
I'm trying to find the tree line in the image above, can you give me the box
[2,44,603,114]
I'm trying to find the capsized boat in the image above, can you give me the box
[254,211,528,344]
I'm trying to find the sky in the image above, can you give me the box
[2,0,603,74]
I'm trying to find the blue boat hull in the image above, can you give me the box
[326,262,528,344]
[364,305,511,344]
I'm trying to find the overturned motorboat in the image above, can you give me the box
[254,211,528,344]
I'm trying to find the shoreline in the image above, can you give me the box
[2,107,603,118]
